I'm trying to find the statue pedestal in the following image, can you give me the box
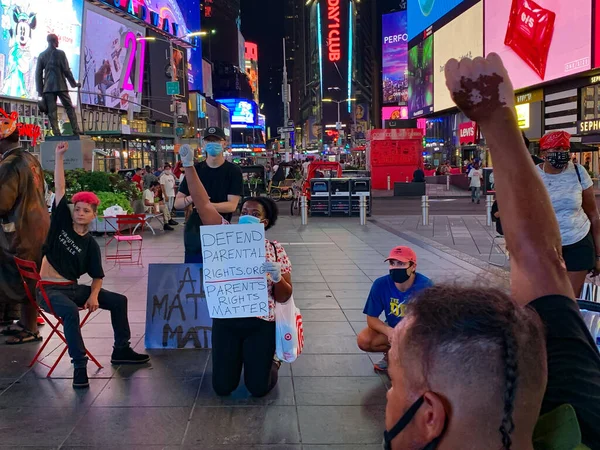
[40,135,95,171]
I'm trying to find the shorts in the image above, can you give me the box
[562,231,595,272]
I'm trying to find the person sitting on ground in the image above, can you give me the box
[38,142,149,389]
[177,144,293,397]
[143,181,175,231]
[382,53,600,450]
[357,246,432,373]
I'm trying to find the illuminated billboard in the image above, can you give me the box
[0,0,84,103]
[382,11,408,105]
[217,98,258,126]
[433,2,483,112]
[485,0,591,90]
[382,106,409,120]
[408,0,464,41]
[408,34,434,118]
[319,0,352,124]
[80,4,145,111]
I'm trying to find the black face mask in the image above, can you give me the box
[383,396,443,450]
[545,151,570,169]
[390,268,412,284]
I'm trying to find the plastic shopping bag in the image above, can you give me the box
[275,295,304,363]
[581,280,600,303]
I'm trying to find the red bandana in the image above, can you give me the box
[540,131,571,151]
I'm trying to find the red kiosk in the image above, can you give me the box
[368,128,424,190]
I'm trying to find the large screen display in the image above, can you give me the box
[0,1,84,103]
[434,2,483,112]
[80,5,146,111]
[408,0,464,41]
[217,98,258,126]
[382,106,409,120]
[408,34,434,118]
[382,11,408,105]
[485,0,591,90]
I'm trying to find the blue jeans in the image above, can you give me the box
[37,284,131,368]
[471,187,481,202]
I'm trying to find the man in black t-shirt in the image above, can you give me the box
[383,55,600,450]
[174,127,243,263]
[37,142,149,389]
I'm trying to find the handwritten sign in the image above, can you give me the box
[144,264,212,349]
[200,223,268,319]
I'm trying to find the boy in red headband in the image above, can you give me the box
[38,142,149,389]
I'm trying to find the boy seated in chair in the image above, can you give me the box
[38,142,149,389]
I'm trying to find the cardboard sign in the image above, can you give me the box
[200,223,269,319]
[145,264,212,349]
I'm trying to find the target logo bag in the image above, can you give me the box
[275,296,304,363]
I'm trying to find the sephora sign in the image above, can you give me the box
[484,0,591,90]
[320,0,350,124]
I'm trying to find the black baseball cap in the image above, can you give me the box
[204,126,226,140]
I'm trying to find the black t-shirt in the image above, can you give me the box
[42,197,105,281]
[530,295,600,448]
[178,161,243,256]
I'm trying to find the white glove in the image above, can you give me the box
[179,144,194,168]
[263,261,282,283]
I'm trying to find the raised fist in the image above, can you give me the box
[179,144,194,168]
[56,141,69,156]
[444,53,515,124]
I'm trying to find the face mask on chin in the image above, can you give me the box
[383,396,444,450]
[545,151,570,169]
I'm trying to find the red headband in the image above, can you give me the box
[540,131,571,151]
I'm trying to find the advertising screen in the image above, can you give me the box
[382,106,409,120]
[217,98,258,126]
[485,0,592,90]
[382,11,408,105]
[434,2,483,112]
[0,0,84,103]
[408,35,434,118]
[80,5,145,111]
[408,0,464,41]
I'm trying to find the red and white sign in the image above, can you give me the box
[369,128,423,141]
[459,121,478,145]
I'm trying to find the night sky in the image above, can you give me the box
[241,0,285,129]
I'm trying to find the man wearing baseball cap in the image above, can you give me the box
[175,126,242,263]
[357,245,432,372]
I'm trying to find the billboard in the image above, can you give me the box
[408,0,464,41]
[485,0,592,90]
[320,0,351,124]
[80,5,145,111]
[382,11,408,105]
[434,2,483,112]
[382,106,409,120]
[217,98,258,126]
[0,0,84,103]
[408,34,434,118]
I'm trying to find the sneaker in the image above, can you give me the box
[37,316,45,326]
[111,346,150,365]
[373,353,388,373]
[73,368,89,389]
[168,219,179,226]
[163,224,174,231]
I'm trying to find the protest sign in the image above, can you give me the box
[200,223,268,319]
[145,264,212,349]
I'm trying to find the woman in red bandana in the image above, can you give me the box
[536,130,600,296]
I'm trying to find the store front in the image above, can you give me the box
[515,88,543,143]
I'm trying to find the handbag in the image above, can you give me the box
[270,241,304,363]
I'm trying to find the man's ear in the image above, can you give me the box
[415,391,446,443]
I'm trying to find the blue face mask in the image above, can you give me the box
[239,215,261,225]
[205,142,223,157]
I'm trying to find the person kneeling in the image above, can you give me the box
[357,246,432,373]
[38,142,149,389]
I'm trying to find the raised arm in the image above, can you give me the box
[445,54,572,305]
[54,142,69,205]
[178,145,223,225]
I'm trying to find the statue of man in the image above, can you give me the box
[35,34,81,136]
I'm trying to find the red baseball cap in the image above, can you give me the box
[384,246,417,264]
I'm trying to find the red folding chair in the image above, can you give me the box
[104,214,145,266]
[13,257,103,377]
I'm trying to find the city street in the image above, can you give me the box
[0,216,507,449]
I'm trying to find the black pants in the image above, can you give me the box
[37,284,131,368]
[43,91,81,135]
[211,317,277,397]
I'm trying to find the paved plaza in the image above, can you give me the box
[0,215,508,449]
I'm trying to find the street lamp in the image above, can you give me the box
[322,97,356,129]
[138,32,202,146]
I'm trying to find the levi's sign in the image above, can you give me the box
[459,121,478,144]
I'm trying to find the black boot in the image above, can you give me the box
[73,367,89,389]
[111,346,150,365]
